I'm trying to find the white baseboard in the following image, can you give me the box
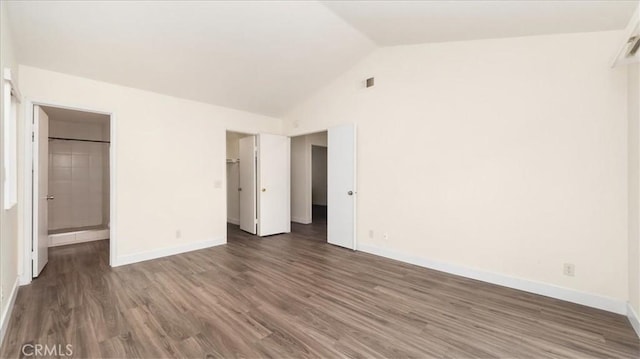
[227,217,240,225]
[19,275,31,286]
[0,277,20,348]
[292,216,311,224]
[114,238,225,267]
[628,302,640,338]
[357,242,627,315]
[49,229,110,247]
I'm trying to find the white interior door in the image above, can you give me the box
[328,124,356,249]
[239,135,257,234]
[257,134,290,236]
[33,105,49,277]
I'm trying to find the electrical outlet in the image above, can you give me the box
[383,232,388,241]
[176,230,181,239]
[563,263,575,277]
[368,230,374,239]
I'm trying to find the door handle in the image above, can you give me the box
[46,195,55,200]
[347,191,353,196]
[262,188,266,192]
[238,188,242,191]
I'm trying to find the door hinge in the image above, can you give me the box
[32,132,34,142]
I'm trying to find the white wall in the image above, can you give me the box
[0,0,20,345]
[48,119,110,231]
[285,31,629,308]
[19,66,282,265]
[629,62,640,318]
[290,131,327,223]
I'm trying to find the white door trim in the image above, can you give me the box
[21,98,117,285]
[32,106,49,277]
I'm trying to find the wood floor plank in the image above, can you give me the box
[1,222,638,358]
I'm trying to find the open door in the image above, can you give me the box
[257,134,290,236]
[328,124,356,250]
[33,105,49,277]
[239,135,257,234]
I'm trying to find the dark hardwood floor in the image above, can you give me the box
[1,221,639,358]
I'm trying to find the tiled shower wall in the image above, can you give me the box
[48,119,109,232]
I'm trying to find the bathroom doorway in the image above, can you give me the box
[31,104,111,278]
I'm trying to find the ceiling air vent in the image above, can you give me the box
[365,77,375,88]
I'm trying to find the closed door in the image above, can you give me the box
[33,105,50,277]
[239,135,257,234]
[257,133,290,236]
[328,124,356,249]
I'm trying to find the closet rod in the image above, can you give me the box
[48,137,110,144]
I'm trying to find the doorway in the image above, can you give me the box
[28,104,113,280]
[311,145,328,228]
[290,131,328,241]
[226,130,291,237]
[227,125,355,248]
[226,131,250,227]
[290,124,356,249]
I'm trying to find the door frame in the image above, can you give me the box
[291,130,327,224]
[238,134,257,234]
[21,98,117,285]
[32,106,49,277]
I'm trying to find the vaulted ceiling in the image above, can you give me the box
[6,1,638,117]
[324,1,638,46]
[7,1,375,116]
